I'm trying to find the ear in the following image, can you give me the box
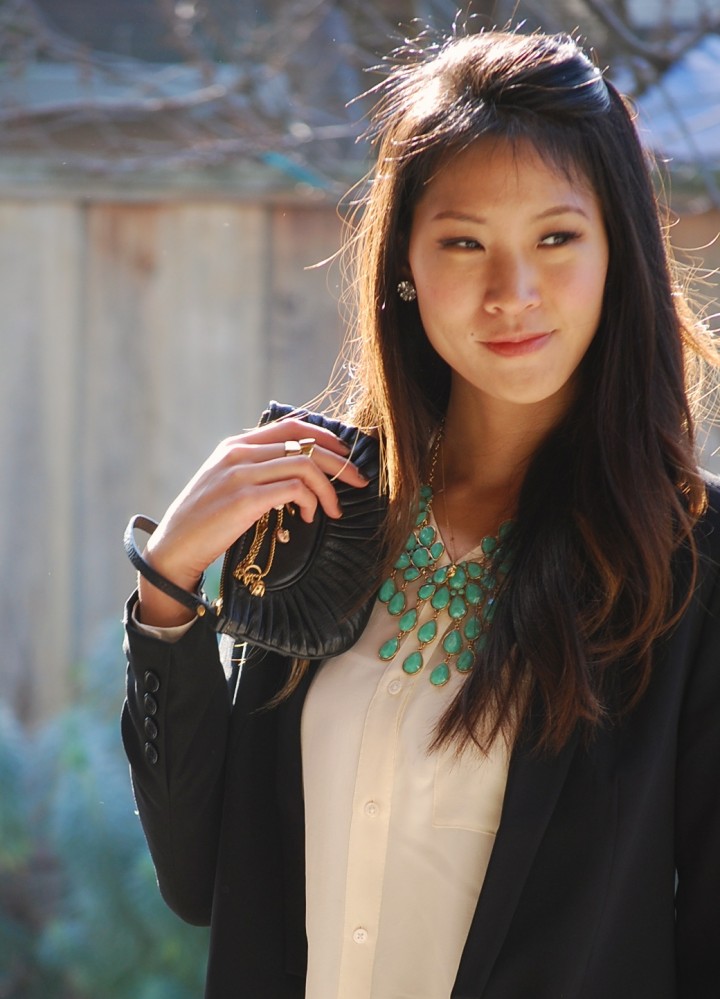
[398,263,414,282]
[396,230,413,282]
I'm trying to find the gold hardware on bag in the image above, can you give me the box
[232,505,294,597]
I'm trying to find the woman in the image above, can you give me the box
[122,29,720,998]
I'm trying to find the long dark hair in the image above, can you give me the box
[335,29,716,752]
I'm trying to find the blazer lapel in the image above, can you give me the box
[453,721,580,997]
[275,659,322,978]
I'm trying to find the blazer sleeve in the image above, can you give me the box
[674,499,720,994]
[121,590,234,926]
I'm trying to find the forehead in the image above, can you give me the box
[415,136,597,209]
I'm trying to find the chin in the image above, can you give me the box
[481,376,576,412]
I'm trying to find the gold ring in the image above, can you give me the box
[283,437,316,458]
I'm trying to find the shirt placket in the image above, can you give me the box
[337,595,445,996]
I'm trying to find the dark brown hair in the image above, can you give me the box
[332,29,717,753]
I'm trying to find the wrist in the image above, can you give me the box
[137,552,203,628]
[137,578,199,628]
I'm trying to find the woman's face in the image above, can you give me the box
[406,138,609,415]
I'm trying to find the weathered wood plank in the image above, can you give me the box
[266,205,345,407]
[76,202,272,665]
[0,201,83,722]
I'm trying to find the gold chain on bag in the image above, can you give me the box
[232,505,293,597]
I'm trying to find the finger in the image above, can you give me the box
[218,439,369,490]
[225,458,344,520]
[239,419,351,457]
[229,478,323,527]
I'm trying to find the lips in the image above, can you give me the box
[481,332,553,357]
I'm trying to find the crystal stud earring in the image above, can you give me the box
[397,279,417,302]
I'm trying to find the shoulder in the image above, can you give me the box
[696,470,720,561]
[673,471,720,637]
[701,466,720,503]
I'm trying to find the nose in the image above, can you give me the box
[482,253,540,315]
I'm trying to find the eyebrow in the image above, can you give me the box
[432,205,591,223]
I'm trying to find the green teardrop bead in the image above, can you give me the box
[433,566,449,584]
[378,578,396,603]
[420,484,432,499]
[449,566,467,590]
[388,591,406,616]
[475,632,488,651]
[405,533,417,551]
[418,582,436,601]
[466,582,483,606]
[394,552,411,570]
[482,598,496,623]
[412,547,431,568]
[399,608,418,633]
[449,595,468,620]
[417,620,438,645]
[442,629,463,655]
[499,520,513,539]
[430,541,445,560]
[404,567,421,582]
[464,617,481,641]
[467,561,483,579]
[430,662,451,686]
[456,649,475,672]
[431,586,450,611]
[419,525,436,546]
[415,511,427,526]
[481,535,498,555]
[403,651,424,674]
[379,637,400,661]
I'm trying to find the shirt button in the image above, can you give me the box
[387,679,403,695]
[352,927,368,944]
[364,800,379,817]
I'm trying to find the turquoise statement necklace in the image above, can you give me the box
[377,438,512,687]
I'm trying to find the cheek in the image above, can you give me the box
[559,263,607,328]
[413,263,475,314]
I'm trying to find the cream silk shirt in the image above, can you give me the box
[134,529,511,999]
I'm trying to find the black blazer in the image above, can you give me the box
[122,481,720,998]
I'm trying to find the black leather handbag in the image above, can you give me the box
[124,402,387,659]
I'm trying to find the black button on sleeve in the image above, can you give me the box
[144,671,160,693]
[144,717,158,740]
[144,742,159,765]
[143,693,158,716]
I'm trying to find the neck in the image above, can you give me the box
[430,384,569,559]
[441,384,569,497]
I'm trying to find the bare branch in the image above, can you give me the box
[582,0,720,71]
[0,83,233,125]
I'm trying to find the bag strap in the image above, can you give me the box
[123,514,215,622]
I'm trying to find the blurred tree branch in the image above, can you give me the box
[0,0,717,203]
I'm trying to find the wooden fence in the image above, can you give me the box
[1,192,719,723]
[0,193,345,722]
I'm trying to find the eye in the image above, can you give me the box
[539,231,580,247]
[439,237,484,250]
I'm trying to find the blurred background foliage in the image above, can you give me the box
[0,628,208,998]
